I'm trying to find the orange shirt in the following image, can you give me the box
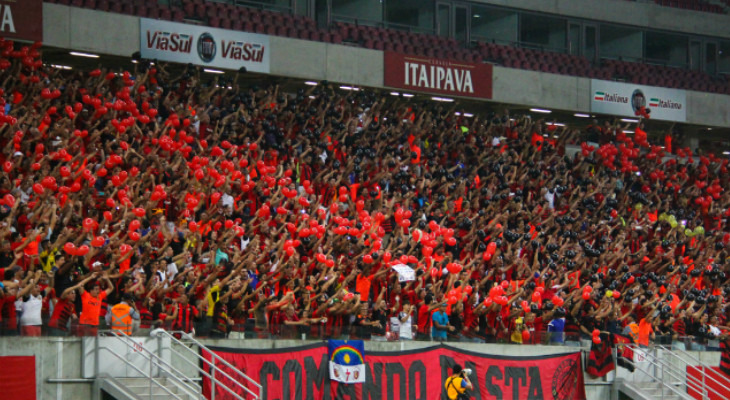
[638,318,653,346]
[356,274,374,302]
[80,291,107,326]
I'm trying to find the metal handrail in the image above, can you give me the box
[621,357,688,399]
[626,345,725,399]
[156,330,261,399]
[105,331,203,400]
[645,346,715,398]
[97,342,185,400]
[145,339,247,400]
[623,345,693,399]
[167,330,262,390]
[97,374,144,400]
[656,344,730,397]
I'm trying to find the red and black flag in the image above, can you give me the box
[586,332,614,377]
[614,333,635,372]
[720,338,730,377]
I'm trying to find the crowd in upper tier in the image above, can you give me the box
[1,39,729,349]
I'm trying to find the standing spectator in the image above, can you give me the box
[432,302,453,341]
[396,302,415,340]
[48,274,95,336]
[106,293,140,336]
[78,273,114,336]
[171,294,199,337]
[2,271,35,336]
[416,293,438,340]
[20,271,52,336]
[547,308,566,344]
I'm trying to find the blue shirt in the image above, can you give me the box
[548,318,566,343]
[432,311,450,339]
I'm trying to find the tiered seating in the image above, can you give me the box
[45,0,730,95]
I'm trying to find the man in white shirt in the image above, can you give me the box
[398,303,415,340]
[20,282,50,336]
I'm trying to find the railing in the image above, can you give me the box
[621,344,730,400]
[26,321,729,352]
[94,334,188,400]
[103,331,203,399]
[655,344,730,400]
[154,330,262,400]
[619,344,690,399]
[95,330,261,400]
[331,14,437,36]
[470,34,570,55]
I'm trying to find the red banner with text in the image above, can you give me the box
[384,51,493,99]
[201,343,585,400]
[0,356,36,400]
[0,0,43,42]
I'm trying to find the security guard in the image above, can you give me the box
[107,294,140,335]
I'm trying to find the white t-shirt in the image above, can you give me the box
[166,262,179,282]
[20,294,43,326]
[544,190,555,209]
[221,193,234,209]
[398,312,413,339]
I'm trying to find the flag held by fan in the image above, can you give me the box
[328,340,366,383]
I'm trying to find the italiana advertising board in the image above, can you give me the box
[384,51,493,99]
[139,18,270,73]
[590,79,686,122]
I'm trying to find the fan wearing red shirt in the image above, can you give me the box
[416,293,439,340]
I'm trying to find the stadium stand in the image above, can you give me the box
[0,22,728,354]
[41,0,730,95]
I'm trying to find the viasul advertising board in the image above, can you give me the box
[139,18,269,73]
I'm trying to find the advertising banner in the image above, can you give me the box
[0,356,36,400]
[139,18,269,73]
[384,51,493,99]
[0,0,43,42]
[590,80,686,122]
[201,343,585,400]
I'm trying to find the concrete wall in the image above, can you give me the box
[40,3,730,129]
[43,3,138,57]
[472,0,730,39]
[0,337,90,400]
[2,336,721,400]
[492,66,592,112]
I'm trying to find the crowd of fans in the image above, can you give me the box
[1,39,730,350]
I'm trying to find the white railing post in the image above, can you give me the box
[211,359,216,400]
[149,355,154,400]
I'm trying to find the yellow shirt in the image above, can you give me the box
[206,285,220,317]
[445,376,466,400]
[40,248,57,272]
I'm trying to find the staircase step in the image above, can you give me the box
[135,395,192,400]
[117,377,169,386]
[126,384,179,396]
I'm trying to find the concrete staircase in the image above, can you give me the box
[617,380,689,400]
[98,376,200,400]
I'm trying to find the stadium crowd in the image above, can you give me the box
[1,39,730,350]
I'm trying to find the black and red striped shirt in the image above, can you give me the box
[172,303,199,333]
[49,298,75,331]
